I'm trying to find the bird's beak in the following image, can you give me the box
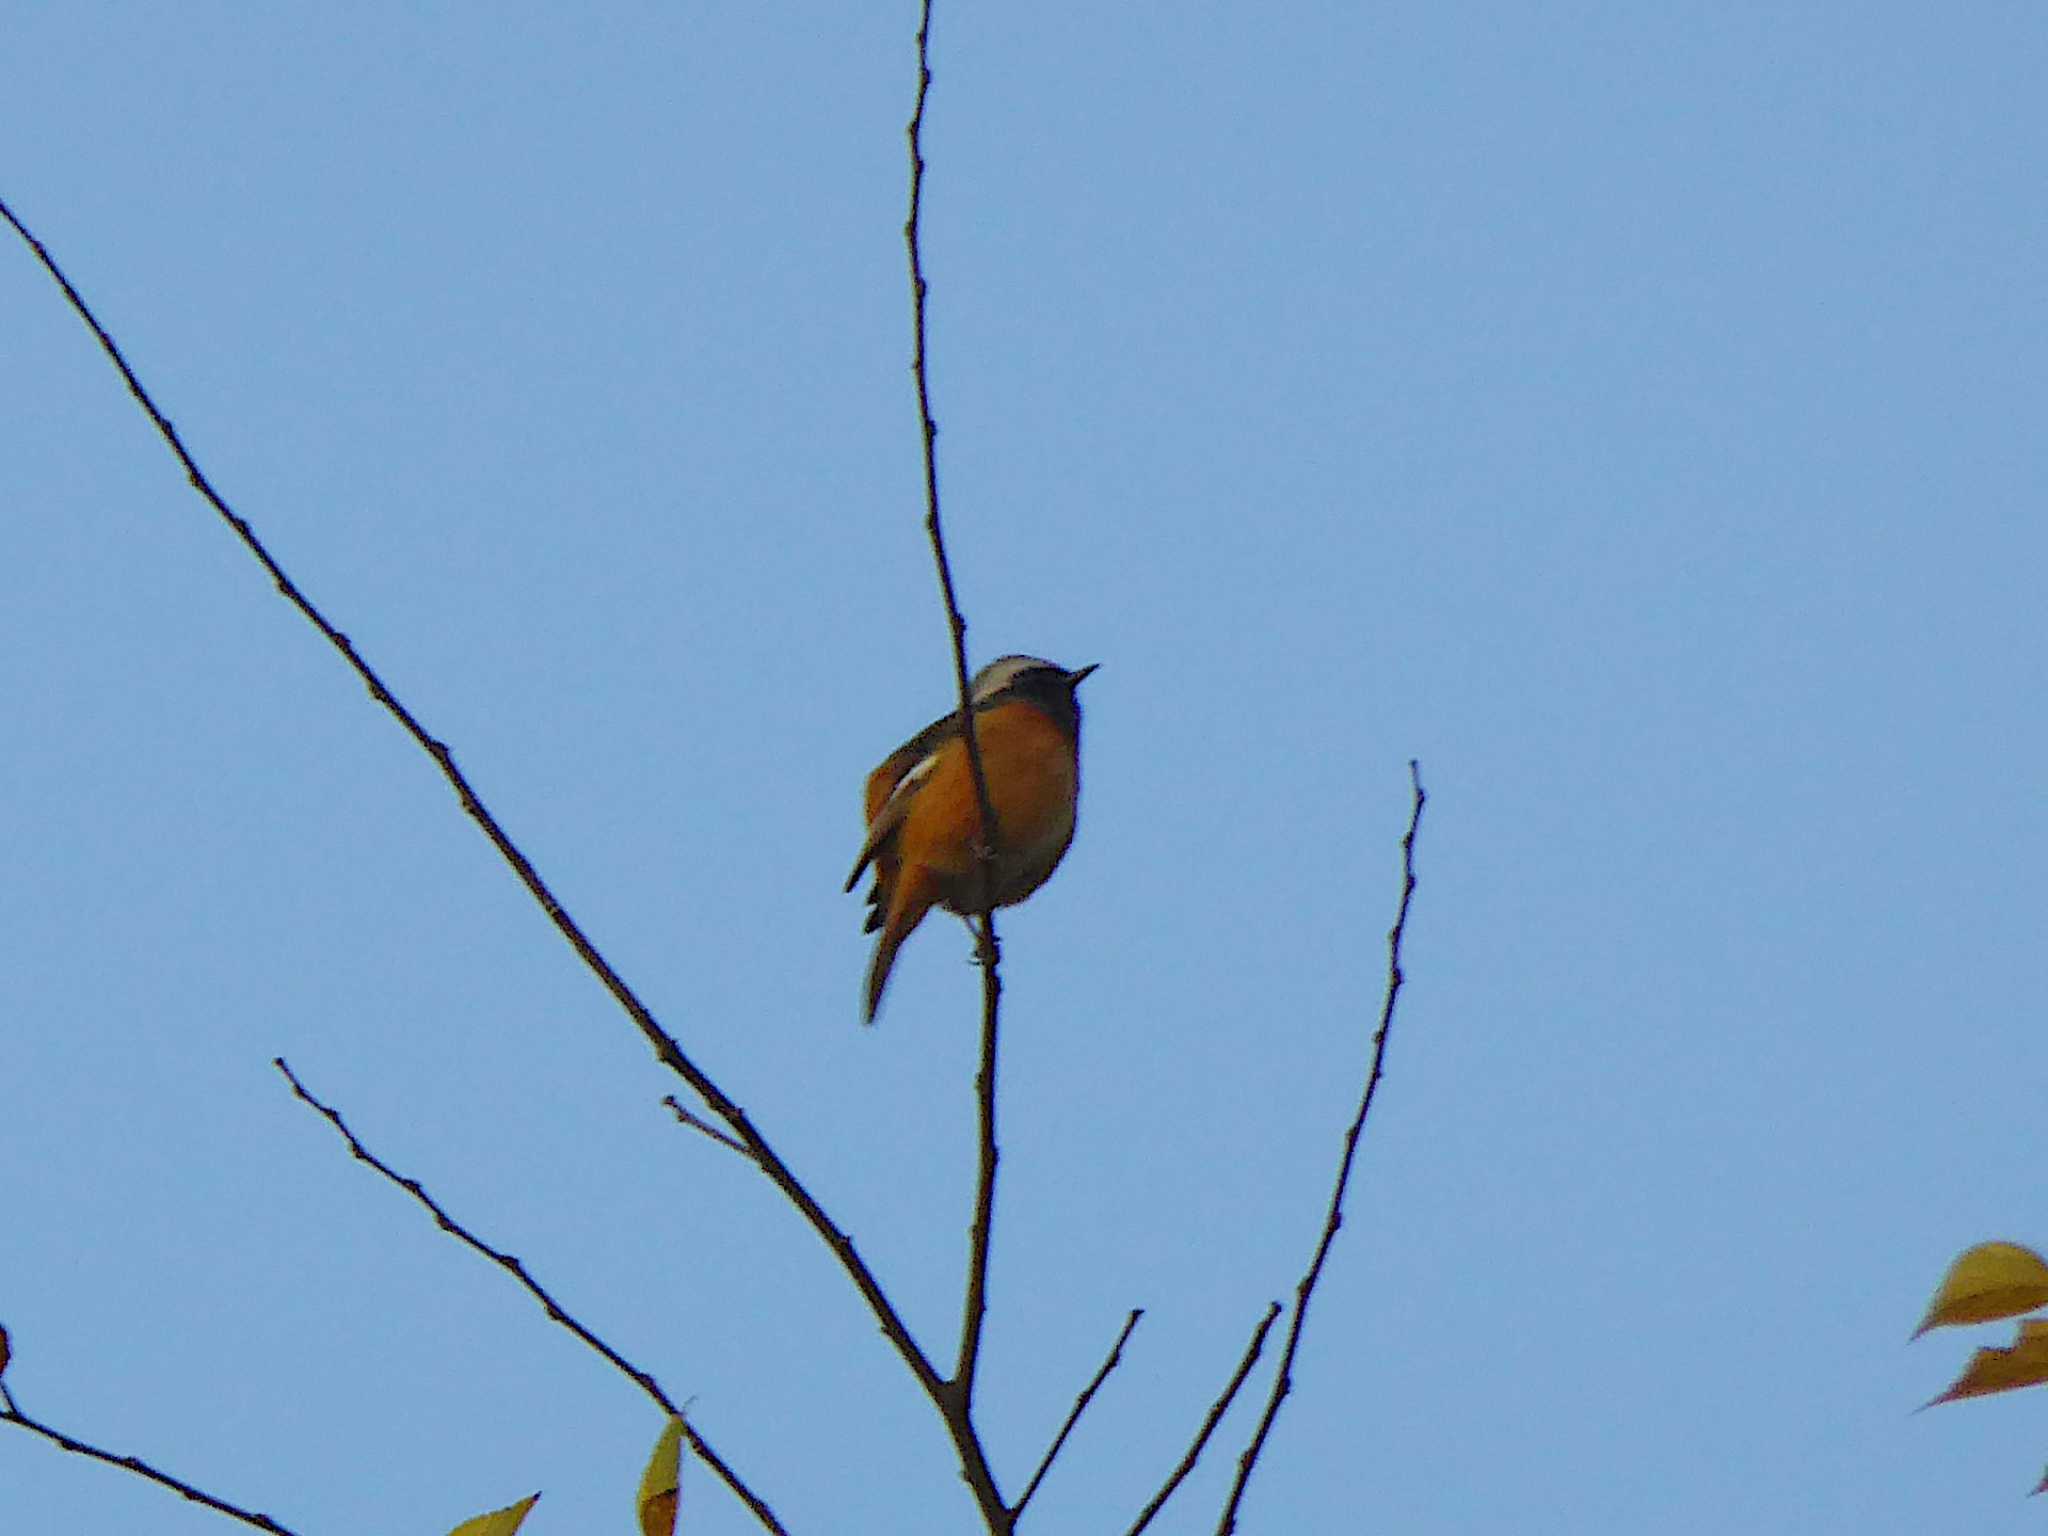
[1067,663,1100,688]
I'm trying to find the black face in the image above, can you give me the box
[972,656,1093,738]
[971,655,1095,697]
[970,654,1058,698]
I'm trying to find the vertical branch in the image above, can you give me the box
[956,955,1003,1417]
[905,0,1000,903]
[904,3,1009,1525]
[1214,763,1427,1534]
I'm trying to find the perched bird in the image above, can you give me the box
[846,654,1098,1024]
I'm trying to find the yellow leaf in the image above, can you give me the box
[638,1416,685,1536]
[1926,1320,2048,1407]
[445,1492,540,1536]
[1914,1242,2048,1338]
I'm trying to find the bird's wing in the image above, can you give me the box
[843,747,941,892]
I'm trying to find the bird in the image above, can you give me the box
[846,654,1098,1024]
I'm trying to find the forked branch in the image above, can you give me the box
[0,188,941,1529]
[272,1058,786,1535]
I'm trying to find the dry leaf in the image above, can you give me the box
[638,1416,685,1536]
[446,1492,541,1536]
[1914,1242,2048,1338]
[1925,1320,2048,1407]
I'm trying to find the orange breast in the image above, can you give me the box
[892,702,1079,914]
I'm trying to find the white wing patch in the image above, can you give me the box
[844,750,941,891]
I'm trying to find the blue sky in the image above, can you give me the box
[4,4,2046,1532]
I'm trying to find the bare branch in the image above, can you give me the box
[903,0,999,922]
[273,1059,789,1536]
[2,1378,301,1536]
[663,1094,758,1160]
[1215,762,1428,1533]
[274,1058,674,1405]
[0,188,943,1517]
[953,949,1003,1437]
[1014,1308,1144,1520]
[903,2,1010,1524]
[1125,1303,1282,1536]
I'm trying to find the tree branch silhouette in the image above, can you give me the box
[0,1378,300,1536]
[1125,1303,1282,1536]
[1015,1307,1143,1519]
[1215,761,1428,1533]
[271,1058,786,1535]
[904,1,1013,1524]
[0,187,959,1526]
[662,1093,759,1159]
[3,2,1436,1518]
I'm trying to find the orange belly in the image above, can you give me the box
[891,704,1075,906]
[857,700,1081,1021]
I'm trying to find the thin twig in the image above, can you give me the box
[2,1385,301,1536]
[902,3,1010,1526]
[0,188,947,1520]
[1214,762,1427,1534]
[1125,1303,1282,1536]
[663,1094,757,1159]
[903,0,998,921]
[1014,1308,1144,1520]
[955,949,1003,1426]
[273,1059,788,1536]
[275,1058,676,1405]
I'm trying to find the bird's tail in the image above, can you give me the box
[862,869,935,1026]
[862,927,905,1026]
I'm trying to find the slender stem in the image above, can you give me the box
[663,1094,758,1159]
[272,1059,788,1536]
[903,0,999,902]
[277,1059,678,1411]
[2,1386,302,1536]
[1214,763,1428,1534]
[955,957,1002,1414]
[903,3,1010,1526]
[1124,1304,1282,1536]
[1014,1308,1144,1520]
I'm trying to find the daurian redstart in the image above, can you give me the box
[846,655,1096,1023]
